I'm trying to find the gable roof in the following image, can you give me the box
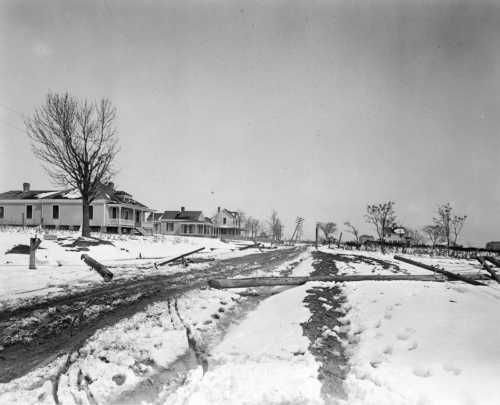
[160,210,209,222]
[0,183,149,208]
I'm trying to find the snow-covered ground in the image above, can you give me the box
[162,259,322,405]
[0,249,309,405]
[318,247,500,405]
[3,244,500,405]
[0,228,260,311]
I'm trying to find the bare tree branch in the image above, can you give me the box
[25,92,119,236]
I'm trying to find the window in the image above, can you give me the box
[52,205,59,219]
[111,207,117,219]
[166,222,174,232]
[0,206,3,219]
[223,217,227,225]
[26,205,32,219]
[89,206,93,220]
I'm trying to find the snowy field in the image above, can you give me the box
[0,228,260,311]
[2,243,500,404]
[319,247,500,405]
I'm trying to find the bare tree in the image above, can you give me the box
[422,224,443,248]
[365,201,396,253]
[246,217,261,240]
[237,210,247,235]
[268,210,283,241]
[451,214,467,246]
[405,228,425,246]
[26,92,119,237]
[344,221,360,243]
[433,203,467,248]
[319,222,337,247]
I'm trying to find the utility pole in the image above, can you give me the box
[289,217,304,245]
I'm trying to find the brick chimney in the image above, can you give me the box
[217,206,221,213]
[23,182,30,192]
[181,206,185,212]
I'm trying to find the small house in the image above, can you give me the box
[0,182,153,234]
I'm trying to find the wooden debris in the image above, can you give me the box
[394,255,485,286]
[81,254,114,282]
[239,243,261,251]
[168,257,215,266]
[154,247,205,268]
[484,256,500,268]
[29,237,42,270]
[477,256,500,283]
[208,274,453,289]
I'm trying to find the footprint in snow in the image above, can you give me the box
[443,363,462,375]
[397,327,416,340]
[383,345,393,355]
[384,313,392,320]
[396,331,411,341]
[408,342,418,351]
[374,320,382,329]
[413,366,432,378]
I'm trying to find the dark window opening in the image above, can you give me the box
[26,205,32,219]
[111,207,117,219]
[52,205,59,219]
[0,206,4,219]
[89,206,93,220]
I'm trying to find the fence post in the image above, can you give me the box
[29,237,41,269]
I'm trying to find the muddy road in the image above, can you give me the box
[0,247,304,383]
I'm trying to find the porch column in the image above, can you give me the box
[101,203,107,233]
[118,206,122,234]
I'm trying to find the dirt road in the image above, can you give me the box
[0,246,304,383]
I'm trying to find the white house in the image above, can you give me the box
[212,207,242,237]
[0,182,153,234]
[155,207,214,237]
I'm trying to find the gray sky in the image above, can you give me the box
[1,0,500,245]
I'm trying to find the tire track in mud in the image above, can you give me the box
[300,251,350,404]
[0,247,304,383]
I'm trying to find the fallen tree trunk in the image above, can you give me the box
[208,274,454,289]
[394,255,485,286]
[239,243,261,251]
[155,247,205,268]
[81,254,113,282]
[484,256,500,268]
[476,256,500,283]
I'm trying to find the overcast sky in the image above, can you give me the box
[1,0,500,245]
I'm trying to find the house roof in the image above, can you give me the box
[0,183,149,208]
[160,210,211,223]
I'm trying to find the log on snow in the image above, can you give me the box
[484,256,500,268]
[394,255,485,286]
[477,256,500,283]
[155,247,205,268]
[239,243,261,251]
[81,254,114,282]
[208,274,454,289]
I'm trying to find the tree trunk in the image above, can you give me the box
[82,196,91,237]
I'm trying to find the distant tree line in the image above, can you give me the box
[339,201,469,252]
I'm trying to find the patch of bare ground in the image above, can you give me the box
[301,250,349,404]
